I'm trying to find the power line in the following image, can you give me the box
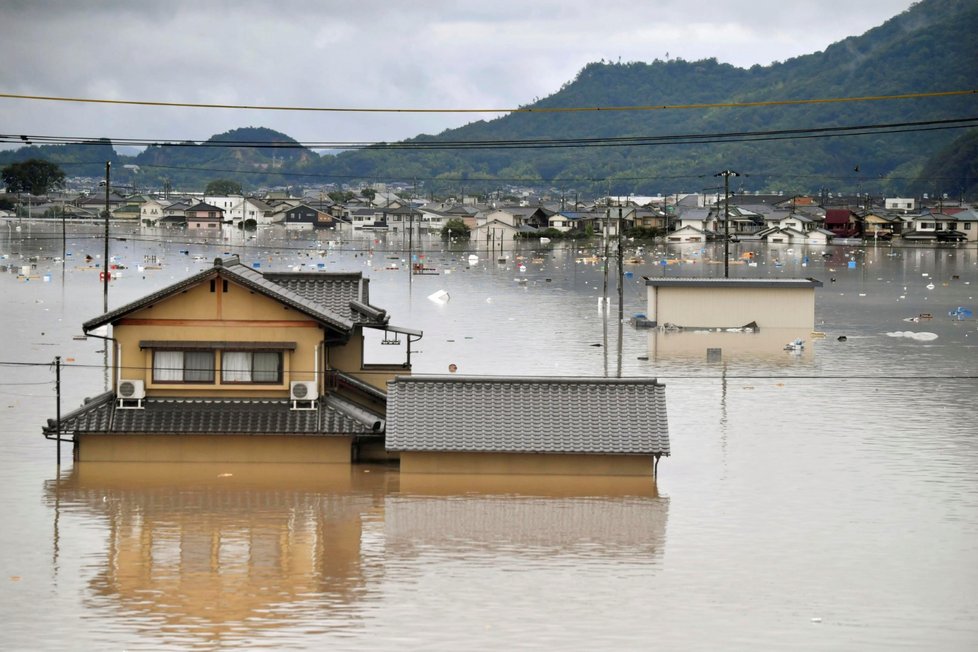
[5,359,978,381]
[5,116,977,151]
[0,89,973,114]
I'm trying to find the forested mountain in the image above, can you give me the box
[2,0,976,197]
[311,0,977,196]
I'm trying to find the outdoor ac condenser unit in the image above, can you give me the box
[118,379,146,400]
[289,380,318,402]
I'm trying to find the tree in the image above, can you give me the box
[1,159,66,195]
[360,187,377,201]
[204,179,243,195]
[441,218,471,240]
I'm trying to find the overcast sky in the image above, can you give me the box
[0,0,916,151]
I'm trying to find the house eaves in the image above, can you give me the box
[83,257,355,334]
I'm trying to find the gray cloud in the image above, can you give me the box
[0,0,916,148]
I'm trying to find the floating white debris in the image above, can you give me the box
[468,254,479,263]
[886,331,938,341]
[427,290,450,303]
[784,338,805,351]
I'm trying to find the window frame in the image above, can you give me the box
[152,350,216,384]
[220,350,284,385]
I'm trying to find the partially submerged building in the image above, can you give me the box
[641,277,823,362]
[44,258,672,476]
[45,257,420,463]
[643,277,822,330]
[386,376,670,477]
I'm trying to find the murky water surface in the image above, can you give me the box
[2,222,977,649]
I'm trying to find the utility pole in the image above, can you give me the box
[103,161,111,312]
[617,203,624,325]
[714,170,739,278]
[55,356,62,466]
[602,206,610,312]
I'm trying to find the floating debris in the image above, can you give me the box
[886,331,938,341]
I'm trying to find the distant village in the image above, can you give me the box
[3,182,976,244]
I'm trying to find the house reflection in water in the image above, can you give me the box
[44,463,388,643]
[389,474,669,560]
[646,327,815,363]
[44,467,668,645]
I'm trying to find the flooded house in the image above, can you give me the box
[45,256,421,463]
[643,277,822,331]
[642,277,823,360]
[44,258,671,476]
[386,376,670,477]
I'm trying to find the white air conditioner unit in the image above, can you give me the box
[290,381,318,402]
[117,379,145,409]
[118,379,145,400]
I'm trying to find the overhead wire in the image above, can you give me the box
[4,116,978,150]
[0,88,974,114]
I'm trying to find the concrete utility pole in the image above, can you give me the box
[714,170,739,278]
[103,161,111,312]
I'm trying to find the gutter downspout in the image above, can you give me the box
[82,329,121,391]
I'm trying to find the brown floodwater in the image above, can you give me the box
[2,221,977,649]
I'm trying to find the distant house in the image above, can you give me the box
[241,197,275,226]
[672,207,715,238]
[386,376,669,477]
[861,211,898,239]
[281,204,326,229]
[44,257,421,463]
[185,202,224,229]
[764,226,808,244]
[885,197,916,212]
[204,195,244,222]
[549,211,597,233]
[665,225,709,243]
[824,209,861,238]
[383,206,423,233]
[469,218,529,245]
[139,198,170,225]
[951,209,978,241]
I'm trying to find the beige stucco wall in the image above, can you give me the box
[78,434,354,463]
[647,285,816,329]
[399,451,655,476]
[113,278,325,398]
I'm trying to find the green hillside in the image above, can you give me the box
[2,0,976,197]
[314,0,978,196]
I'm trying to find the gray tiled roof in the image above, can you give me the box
[266,274,387,325]
[386,376,669,456]
[45,391,382,437]
[82,258,390,333]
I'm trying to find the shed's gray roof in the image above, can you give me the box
[45,391,383,437]
[386,376,669,456]
[644,277,823,288]
[82,258,389,333]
